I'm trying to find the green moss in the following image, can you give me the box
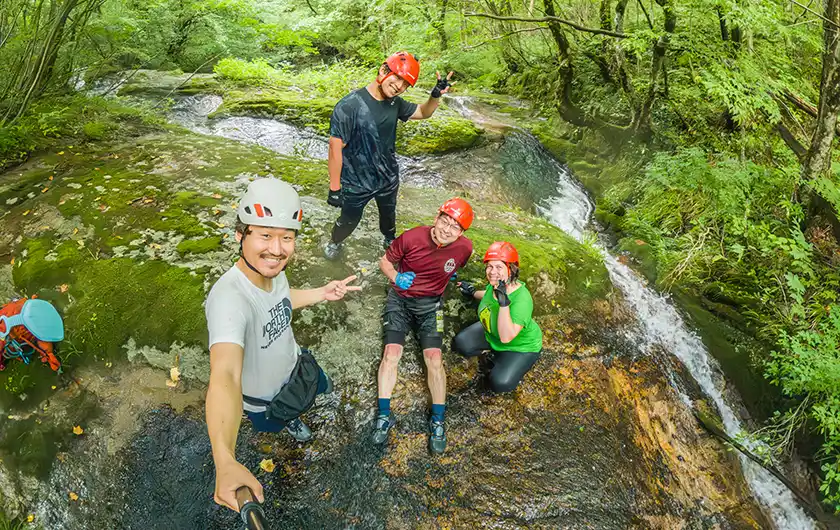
[81,121,113,140]
[63,258,207,359]
[396,115,483,156]
[177,236,222,255]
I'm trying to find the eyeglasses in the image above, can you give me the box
[437,216,462,233]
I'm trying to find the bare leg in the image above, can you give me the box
[423,348,446,404]
[377,344,403,399]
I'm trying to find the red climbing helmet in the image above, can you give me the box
[383,51,420,87]
[439,198,474,230]
[483,241,520,266]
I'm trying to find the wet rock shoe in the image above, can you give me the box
[324,241,342,261]
[428,419,447,455]
[371,413,395,444]
[285,418,313,442]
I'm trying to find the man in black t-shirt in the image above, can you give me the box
[324,51,455,260]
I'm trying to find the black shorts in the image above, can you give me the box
[382,289,443,350]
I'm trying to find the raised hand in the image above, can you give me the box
[494,279,510,307]
[324,275,363,301]
[431,71,455,98]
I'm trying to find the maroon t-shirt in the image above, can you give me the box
[386,226,473,298]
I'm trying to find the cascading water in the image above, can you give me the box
[520,133,815,529]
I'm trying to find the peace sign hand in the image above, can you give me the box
[431,71,455,98]
[323,275,363,301]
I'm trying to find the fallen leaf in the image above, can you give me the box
[51,385,57,390]
[259,458,275,473]
[27,514,34,523]
[170,366,180,382]
[105,361,112,368]
[634,239,647,246]
[213,209,221,215]
[72,425,84,435]
[40,225,50,231]
[58,151,65,155]
[9,258,14,265]
[215,222,225,228]
[211,193,222,199]
[49,175,54,181]
[69,492,79,501]
[95,167,100,170]
[58,200,66,205]
[56,452,67,462]
[41,187,49,193]
[143,198,154,204]
[59,284,69,293]
[165,379,178,388]
[73,228,79,235]
[22,210,30,216]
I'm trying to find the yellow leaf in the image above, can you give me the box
[170,366,180,382]
[41,187,48,193]
[69,492,79,501]
[73,228,79,235]
[59,284,69,293]
[22,210,30,216]
[49,175,54,181]
[9,258,14,265]
[259,458,275,473]
[95,167,100,170]
[72,425,84,435]
[58,200,66,205]
[211,193,222,199]
[51,385,57,390]
[165,379,177,388]
[58,151,65,155]
[105,362,112,368]
[27,514,34,523]
[41,225,50,230]
[215,222,226,228]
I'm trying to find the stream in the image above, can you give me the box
[161,91,815,529]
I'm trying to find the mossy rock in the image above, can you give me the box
[210,90,334,135]
[396,114,483,156]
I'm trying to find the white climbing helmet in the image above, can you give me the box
[237,178,302,231]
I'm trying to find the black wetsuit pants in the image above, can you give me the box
[331,186,398,244]
[453,322,541,393]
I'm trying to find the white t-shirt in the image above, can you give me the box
[205,265,300,412]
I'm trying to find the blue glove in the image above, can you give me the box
[394,272,416,290]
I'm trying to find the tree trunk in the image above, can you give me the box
[431,0,449,50]
[801,0,840,239]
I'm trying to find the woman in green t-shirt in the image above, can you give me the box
[453,241,543,393]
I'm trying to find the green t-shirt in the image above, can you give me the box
[477,283,543,353]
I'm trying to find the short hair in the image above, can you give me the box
[508,263,520,284]
[235,216,250,236]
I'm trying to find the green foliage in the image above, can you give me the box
[767,310,840,512]
[214,58,280,84]
[0,95,162,168]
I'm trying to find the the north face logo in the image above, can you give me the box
[443,258,456,273]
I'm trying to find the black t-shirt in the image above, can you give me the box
[329,88,417,196]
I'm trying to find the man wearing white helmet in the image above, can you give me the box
[204,178,361,513]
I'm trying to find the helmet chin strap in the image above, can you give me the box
[376,72,397,100]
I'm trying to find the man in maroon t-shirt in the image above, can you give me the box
[372,198,474,455]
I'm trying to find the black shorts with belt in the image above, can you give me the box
[382,289,443,350]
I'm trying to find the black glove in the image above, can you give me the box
[494,280,510,307]
[431,76,452,98]
[458,280,476,298]
[327,188,342,208]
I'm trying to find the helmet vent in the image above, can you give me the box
[244,206,252,214]
[263,207,273,217]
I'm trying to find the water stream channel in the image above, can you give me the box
[159,91,816,529]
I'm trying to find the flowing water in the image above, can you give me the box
[102,90,816,528]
